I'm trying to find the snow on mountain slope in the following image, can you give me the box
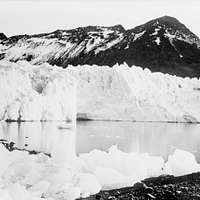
[0,25,125,65]
[0,61,76,121]
[1,16,200,77]
[67,63,200,122]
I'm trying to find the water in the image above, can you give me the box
[1,121,200,161]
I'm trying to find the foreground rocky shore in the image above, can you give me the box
[80,172,200,200]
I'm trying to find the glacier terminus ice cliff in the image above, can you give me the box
[0,60,76,122]
[0,60,200,122]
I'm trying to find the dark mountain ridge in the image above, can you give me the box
[0,16,200,77]
[0,33,7,40]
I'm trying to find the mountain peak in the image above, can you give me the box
[149,16,197,36]
[133,15,187,30]
[129,15,199,43]
[152,16,189,31]
[109,24,125,32]
[156,15,181,24]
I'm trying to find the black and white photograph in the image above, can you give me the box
[0,0,200,199]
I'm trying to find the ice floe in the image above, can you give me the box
[0,143,200,200]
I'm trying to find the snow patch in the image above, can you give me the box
[150,28,160,36]
[133,30,146,41]
[155,37,161,45]
[164,29,200,47]
[85,37,103,53]
[95,34,124,54]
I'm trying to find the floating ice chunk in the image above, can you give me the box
[79,149,109,172]
[1,142,200,200]
[162,162,173,175]
[76,173,101,197]
[143,154,164,177]
[80,145,164,189]
[28,181,50,197]
[94,167,131,189]
[57,123,73,130]
[0,145,30,178]
[165,149,200,176]
[0,188,12,200]
[8,183,43,200]
[62,186,81,200]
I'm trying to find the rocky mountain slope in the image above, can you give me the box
[0,16,200,77]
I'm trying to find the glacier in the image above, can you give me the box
[0,61,200,122]
[67,63,200,122]
[0,60,76,121]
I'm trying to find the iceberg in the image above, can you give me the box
[164,149,200,176]
[0,60,76,122]
[1,144,200,200]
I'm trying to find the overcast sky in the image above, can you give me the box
[0,0,200,37]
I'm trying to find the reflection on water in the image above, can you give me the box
[1,121,200,162]
[0,122,76,163]
[77,121,200,162]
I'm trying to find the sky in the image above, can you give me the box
[0,0,200,37]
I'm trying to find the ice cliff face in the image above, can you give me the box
[0,61,199,122]
[0,16,200,77]
[67,63,200,122]
[0,61,76,121]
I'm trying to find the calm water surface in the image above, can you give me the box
[0,121,200,161]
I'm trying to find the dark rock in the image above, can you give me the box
[133,182,146,190]
[78,172,200,200]
[0,33,7,40]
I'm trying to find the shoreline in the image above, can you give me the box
[80,172,200,200]
[1,119,200,124]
